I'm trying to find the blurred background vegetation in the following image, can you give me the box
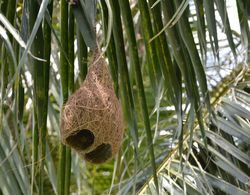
[0,0,249,194]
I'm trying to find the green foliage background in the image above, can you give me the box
[0,0,249,194]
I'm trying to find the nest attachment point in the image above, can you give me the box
[61,51,124,164]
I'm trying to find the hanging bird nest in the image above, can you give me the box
[61,50,123,164]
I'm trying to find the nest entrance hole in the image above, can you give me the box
[65,129,94,151]
[84,143,112,164]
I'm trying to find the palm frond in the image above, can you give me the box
[139,67,250,194]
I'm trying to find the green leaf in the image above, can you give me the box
[72,3,96,49]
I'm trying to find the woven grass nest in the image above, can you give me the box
[61,51,123,164]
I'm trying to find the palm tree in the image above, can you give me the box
[0,0,249,194]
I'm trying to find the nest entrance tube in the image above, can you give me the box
[84,143,112,164]
[65,129,94,151]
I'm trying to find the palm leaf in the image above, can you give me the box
[138,67,250,194]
